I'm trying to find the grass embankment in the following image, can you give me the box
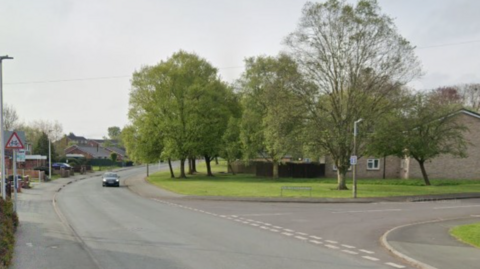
[147,161,480,198]
[450,223,480,248]
[0,198,18,268]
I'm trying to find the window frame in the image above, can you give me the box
[367,159,380,170]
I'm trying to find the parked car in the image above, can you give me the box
[52,163,71,170]
[102,172,120,187]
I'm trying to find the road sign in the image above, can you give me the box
[350,155,357,165]
[17,149,26,162]
[5,132,25,149]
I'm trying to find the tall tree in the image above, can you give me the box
[3,104,20,131]
[219,117,243,175]
[129,51,228,178]
[285,0,421,189]
[239,54,305,178]
[33,132,56,162]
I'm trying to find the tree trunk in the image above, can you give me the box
[179,158,187,178]
[418,160,431,186]
[383,155,386,179]
[205,155,214,177]
[228,160,236,175]
[168,158,175,178]
[188,157,193,175]
[192,158,197,172]
[272,161,279,179]
[337,170,348,190]
[215,157,219,165]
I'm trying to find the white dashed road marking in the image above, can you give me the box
[295,236,308,241]
[385,262,406,268]
[341,244,356,249]
[283,229,294,232]
[342,250,358,255]
[362,256,379,261]
[282,232,294,236]
[296,232,308,236]
[270,229,279,232]
[325,244,339,249]
[310,235,322,240]
[309,240,322,244]
[359,249,375,254]
[325,240,338,244]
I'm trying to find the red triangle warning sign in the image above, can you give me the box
[5,132,25,149]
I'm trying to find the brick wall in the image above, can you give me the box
[407,113,480,180]
[324,155,402,179]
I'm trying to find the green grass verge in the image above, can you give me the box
[147,161,480,198]
[450,223,480,248]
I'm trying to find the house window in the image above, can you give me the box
[367,159,380,170]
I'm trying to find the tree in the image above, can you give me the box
[219,117,243,175]
[285,0,421,189]
[33,132,56,162]
[129,51,228,178]
[371,92,467,185]
[238,54,305,178]
[110,152,118,163]
[3,104,20,131]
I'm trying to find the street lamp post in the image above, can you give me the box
[0,55,13,200]
[48,131,52,180]
[353,118,363,199]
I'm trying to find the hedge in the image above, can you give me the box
[0,198,18,268]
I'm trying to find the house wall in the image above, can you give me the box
[407,113,480,180]
[324,155,402,179]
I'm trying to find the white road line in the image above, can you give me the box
[284,229,294,232]
[309,240,322,244]
[250,223,259,226]
[341,244,356,249]
[270,229,279,232]
[220,215,227,218]
[325,240,338,244]
[263,223,272,226]
[434,205,480,209]
[310,236,322,240]
[242,222,250,224]
[385,262,406,268]
[325,244,339,249]
[234,219,242,222]
[342,250,358,255]
[333,209,402,214]
[296,232,308,236]
[295,236,308,240]
[282,232,293,236]
[359,249,375,254]
[260,226,269,229]
[362,256,379,261]
[231,215,238,218]
[273,226,282,229]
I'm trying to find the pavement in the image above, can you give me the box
[126,173,480,269]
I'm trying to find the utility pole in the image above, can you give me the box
[0,55,13,200]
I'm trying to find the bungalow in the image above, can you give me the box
[324,109,480,180]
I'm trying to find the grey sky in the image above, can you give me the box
[1,0,479,139]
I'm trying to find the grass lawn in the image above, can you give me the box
[450,223,480,248]
[147,161,480,198]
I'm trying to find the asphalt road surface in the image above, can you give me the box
[11,165,480,269]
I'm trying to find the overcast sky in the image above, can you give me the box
[1,0,479,139]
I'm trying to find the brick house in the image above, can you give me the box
[65,145,114,160]
[324,109,480,180]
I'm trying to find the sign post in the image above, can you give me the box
[5,131,25,212]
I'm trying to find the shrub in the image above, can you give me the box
[0,198,17,267]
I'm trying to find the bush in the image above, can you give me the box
[0,198,18,267]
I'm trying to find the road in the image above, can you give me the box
[11,165,480,269]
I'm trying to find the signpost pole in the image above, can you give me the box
[13,150,17,212]
[353,119,363,199]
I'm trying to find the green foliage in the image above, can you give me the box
[128,50,236,177]
[238,54,305,178]
[33,132,56,162]
[110,152,118,163]
[285,0,421,189]
[0,198,18,267]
